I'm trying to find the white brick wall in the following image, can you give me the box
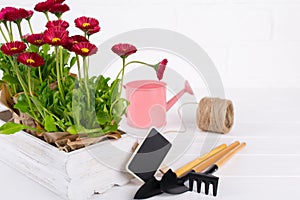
[273,5,300,41]
[227,42,300,88]
[177,6,272,43]
[1,0,300,88]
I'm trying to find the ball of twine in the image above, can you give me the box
[197,97,234,134]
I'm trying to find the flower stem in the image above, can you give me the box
[115,60,154,80]
[44,12,50,21]
[59,46,64,81]
[16,22,24,41]
[0,26,8,42]
[8,57,38,121]
[9,22,14,41]
[112,60,154,95]
[43,107,60,121]
[55,46,65,101]
[119,57,126,95]
[36,46,43,85]
[27,20,34,34]
[38,67,43,85]
[124,60,154,68]
[27,68,34,97]
[9,57,27,92]
[110,59,124,100]
[76,55,81,80]
[110,58,126,97]
[12,85,17,95]
[83,56,91,109]
[3,23,11,42]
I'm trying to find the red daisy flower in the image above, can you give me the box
[34,1,52,13]
[64,35,89,50]
[69,35,89,44]
[111,43,137,58]
[0,12,5,21]
[0,7,16,14]
[87,25,101,36]
[0,7,17,21]
[72,42,98,57]
[26,10,34,20]
[43,27,69,46]
[0,41,27,56]
[74,16,99,31]
[4,8,32,22]
[22,34,30,41]
[18,52,44,68]
[49,3,70,17]
[155,59,168,81]
[47,0,65,4]
[46,20,69,29]
[27,33,45,46]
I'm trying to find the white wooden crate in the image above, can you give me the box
[0,114,135,200]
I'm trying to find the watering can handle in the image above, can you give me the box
[166,90,185,111]
[166,81,194,111]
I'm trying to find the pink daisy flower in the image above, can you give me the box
[111,43,137,58]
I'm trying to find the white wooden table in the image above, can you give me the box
[1,89,300,200]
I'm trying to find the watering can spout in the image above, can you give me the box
[166,81,194,111]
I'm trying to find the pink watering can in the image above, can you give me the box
[124,80,194,128]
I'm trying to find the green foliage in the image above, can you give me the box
[0,122,40,135]
[14,93,29,113]
[0,46,128,136]
[0,10,130,138]
[70,75,128,137]
[44,115,58,132]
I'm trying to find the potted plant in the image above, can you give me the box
[0,0,168,198]
[0,0,167,148]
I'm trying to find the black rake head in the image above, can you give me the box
[188,172,219,196]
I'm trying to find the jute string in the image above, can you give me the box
[197,97,234,134]
[163,97,234,135]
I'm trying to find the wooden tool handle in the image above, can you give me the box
[193,141,240,173]
[174,144,227,177]
[215,142,246,167]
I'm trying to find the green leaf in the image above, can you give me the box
[29,44,38,52]
[66,125,77,134]
[30,96,45,118]
[96,111,110,124]
[63,51,70,64]
[111,98,129,124]
[0,122,38,135]
[2,75,19,84]
[110,79,121,103]
[70,56,77,68]
[55,119,66,130]
[103,123,117,134]
[84,127,105,138]
[42,44,50,57]
[14,94,30,113]
[44,115,57,132]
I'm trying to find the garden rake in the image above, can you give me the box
[188,142,246,196]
